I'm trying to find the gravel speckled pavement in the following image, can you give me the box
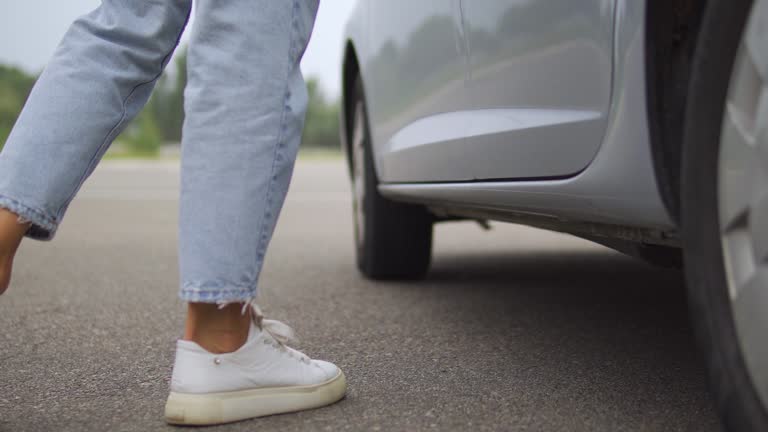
[0,159,721,432]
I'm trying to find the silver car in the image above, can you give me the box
[338,0,768,429]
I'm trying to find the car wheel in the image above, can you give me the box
[682,0,768,430]
[349,76,433,279]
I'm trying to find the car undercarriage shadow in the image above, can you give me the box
[362,248,721,430]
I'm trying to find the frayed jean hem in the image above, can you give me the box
[179,284,256,304]
[0,194,58,240]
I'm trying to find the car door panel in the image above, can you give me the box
[381,108,602,181]
[374,0,616,183]
[365,0,470,182]
[459,0,614,181]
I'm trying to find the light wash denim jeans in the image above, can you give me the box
[0,0,319,303]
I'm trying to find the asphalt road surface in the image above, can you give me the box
[0,159,721,432]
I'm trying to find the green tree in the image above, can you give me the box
[302,78,340,149]
[152,48,187,142]
[120,98,163,156]
[0,65,37,149]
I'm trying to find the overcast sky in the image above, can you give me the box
[0,1,355,98]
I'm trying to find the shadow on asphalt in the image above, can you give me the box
[427,250,690,326]
[346,248,719,430]
[422,250,698,378]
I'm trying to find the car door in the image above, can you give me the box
[460,0,615,181]
[365,1,472,183]
[375,0,615,183]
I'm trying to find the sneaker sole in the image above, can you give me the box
[164,370,346,425]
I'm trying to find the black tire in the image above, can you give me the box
[349,77,433,279]
[682,0,768,430]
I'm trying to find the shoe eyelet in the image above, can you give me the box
[213,357,221,365]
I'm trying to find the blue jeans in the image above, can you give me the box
[0,0,319,303]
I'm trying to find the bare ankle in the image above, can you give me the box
[184,303,251,354]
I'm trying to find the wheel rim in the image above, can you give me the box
[351,101,367,250]
[718,0,768,408]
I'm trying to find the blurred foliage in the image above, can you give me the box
[303,78,340,150]
[0,65,37,148]
[119,99,163,156]
[152,49,187,144]
[0,50,340,155]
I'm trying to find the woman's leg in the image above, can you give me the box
[0,0,343,423]
[0,0,191,294]
[0,1,191,240]
[178,0,317,306]
[165,1,346,425]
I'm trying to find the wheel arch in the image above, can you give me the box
[645,0,709,224]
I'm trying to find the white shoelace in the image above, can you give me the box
[217,298,298,346]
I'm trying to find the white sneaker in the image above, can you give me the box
[164,305,346,425]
